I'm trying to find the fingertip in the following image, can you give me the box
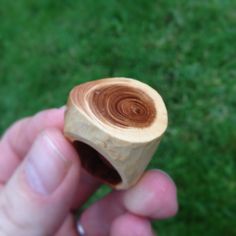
[123,169,178,219]
[33,107,66,130]
[25,108,66,148]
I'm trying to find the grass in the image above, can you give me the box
[0,0,236,235]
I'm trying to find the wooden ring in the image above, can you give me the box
[64,77,168,189]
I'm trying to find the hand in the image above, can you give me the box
[0,108,178,236]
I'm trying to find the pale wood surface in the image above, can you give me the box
[64,77,168,189]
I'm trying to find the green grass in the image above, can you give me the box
[0,0,236,235]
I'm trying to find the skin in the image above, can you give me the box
[0,107,178,236]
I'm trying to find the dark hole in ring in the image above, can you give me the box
[73,141,122,185]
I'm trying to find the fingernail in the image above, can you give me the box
[123,172,158,213]
[77,221,85,236]
[24,132,72,195]
[123,186,154,213]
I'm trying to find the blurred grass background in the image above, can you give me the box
[0,0,236,235]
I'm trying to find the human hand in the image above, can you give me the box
[0,108,178,236]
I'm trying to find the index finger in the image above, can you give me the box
[0,107,65,182]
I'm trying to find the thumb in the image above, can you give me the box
[0,128,80,236]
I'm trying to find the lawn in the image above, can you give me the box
[0,0,236,235]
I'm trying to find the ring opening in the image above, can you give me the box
[73,141,122,185]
